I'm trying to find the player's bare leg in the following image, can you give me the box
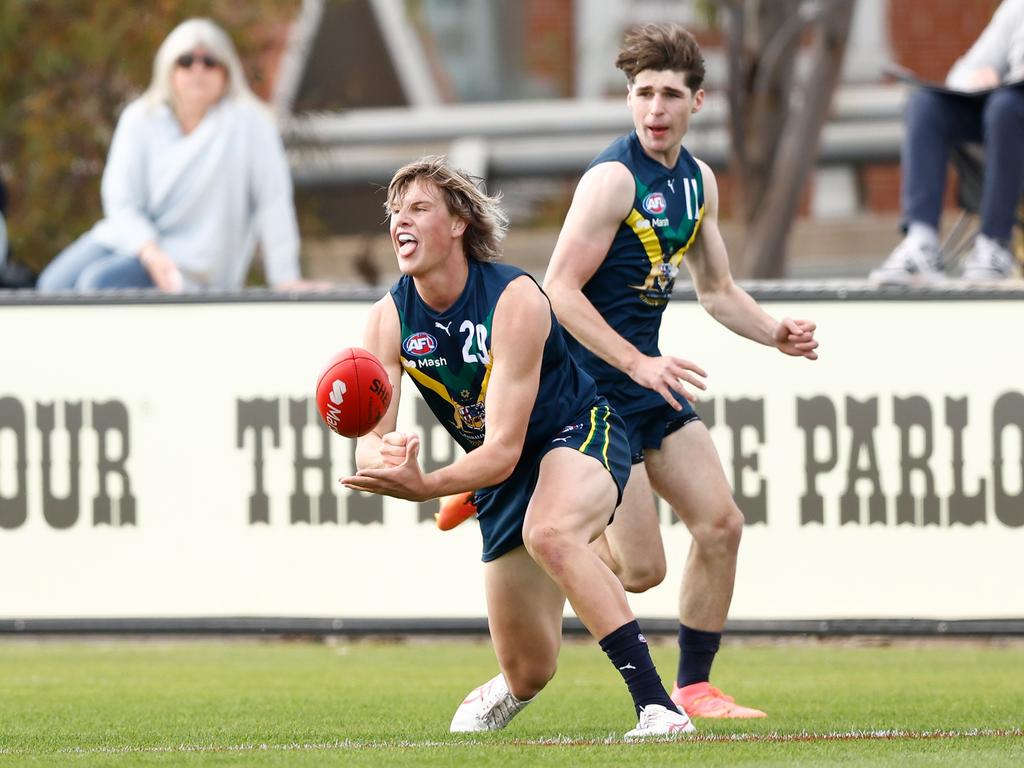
[645,421,765,718]
[451,448,621,734]
[523,448,631,638]
[524,448,692,736]
[646,423,740,632]
[485,547,565,701]
[590,463,667,593]
[448,547,564,733]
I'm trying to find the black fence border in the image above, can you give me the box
[2,281,1024,306]
[1,617,1022,636]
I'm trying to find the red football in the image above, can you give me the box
[315,348,393,438]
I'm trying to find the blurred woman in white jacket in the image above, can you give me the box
[38,18,310,293]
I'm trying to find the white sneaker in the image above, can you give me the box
[869,237,944,285]
[962,236,1016,281]
[449,673,533,733]
[623,704,696,739]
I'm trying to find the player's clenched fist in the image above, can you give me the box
[378,431,413,467]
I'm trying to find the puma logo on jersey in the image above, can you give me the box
[435,321,453,336]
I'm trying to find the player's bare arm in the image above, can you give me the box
[342,276,547,501]
[686,159,819,361]
[544,162,707,410]
[352,296,404,471]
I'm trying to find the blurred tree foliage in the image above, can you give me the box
[0,0,298,273]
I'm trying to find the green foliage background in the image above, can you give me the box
[0,0,298,274]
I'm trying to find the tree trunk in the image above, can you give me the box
[722,0,855,278]
[727,0,800,228]
[744,0,855,278]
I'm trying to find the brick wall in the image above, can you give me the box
[523,0,575,97]
[889,0,1002,81]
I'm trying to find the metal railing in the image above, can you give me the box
[283,84,908,186]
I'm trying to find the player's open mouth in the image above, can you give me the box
[648,125,669,138]
[396,232,418,257]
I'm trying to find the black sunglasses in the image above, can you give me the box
[176,53,221,70]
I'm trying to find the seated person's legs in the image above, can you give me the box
[871,89,984,284]
[0,209,7,269]
[37,232,116,293]
[77,252,155,291]
[964,87,1024,280]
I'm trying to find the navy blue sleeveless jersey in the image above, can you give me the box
[565,131,705,417]
[389,259,598,455]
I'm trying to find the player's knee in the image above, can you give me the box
[523,523,571,569]
[690,503,743,555]
[619,558,667,593]
[504,658,557,700]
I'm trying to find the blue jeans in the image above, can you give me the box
[902,87,1024,242]
[37,231,155,293]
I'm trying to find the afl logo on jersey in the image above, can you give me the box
[403,332,438,356]
[642,192,667,215]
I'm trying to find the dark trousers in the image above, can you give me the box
[902,86,1024,242]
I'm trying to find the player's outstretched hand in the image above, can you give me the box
[629,354,707,411]
[341,433,434,502]
[773,318,819,360]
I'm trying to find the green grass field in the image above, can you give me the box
[0,637,1022,766]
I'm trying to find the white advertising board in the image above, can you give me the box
[0,296,1020,622]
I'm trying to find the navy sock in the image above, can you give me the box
[677,623,721,688]
[600,620,676,716]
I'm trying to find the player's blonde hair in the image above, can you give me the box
[615,23,706,91]
[385,156,508,263]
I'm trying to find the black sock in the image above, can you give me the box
[677,623,721,688]
[600,620,676,716]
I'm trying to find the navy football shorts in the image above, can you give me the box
[474,397,631,562]
[622,399,701,465]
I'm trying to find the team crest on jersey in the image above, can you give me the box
[642,192,667,215]
[458,402,486,434]
[403,332,437,356]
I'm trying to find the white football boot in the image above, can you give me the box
[449,673,533,733]
[624,704,696,739]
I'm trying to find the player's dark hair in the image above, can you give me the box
[615,23,705,91]
[385,156,508,263]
